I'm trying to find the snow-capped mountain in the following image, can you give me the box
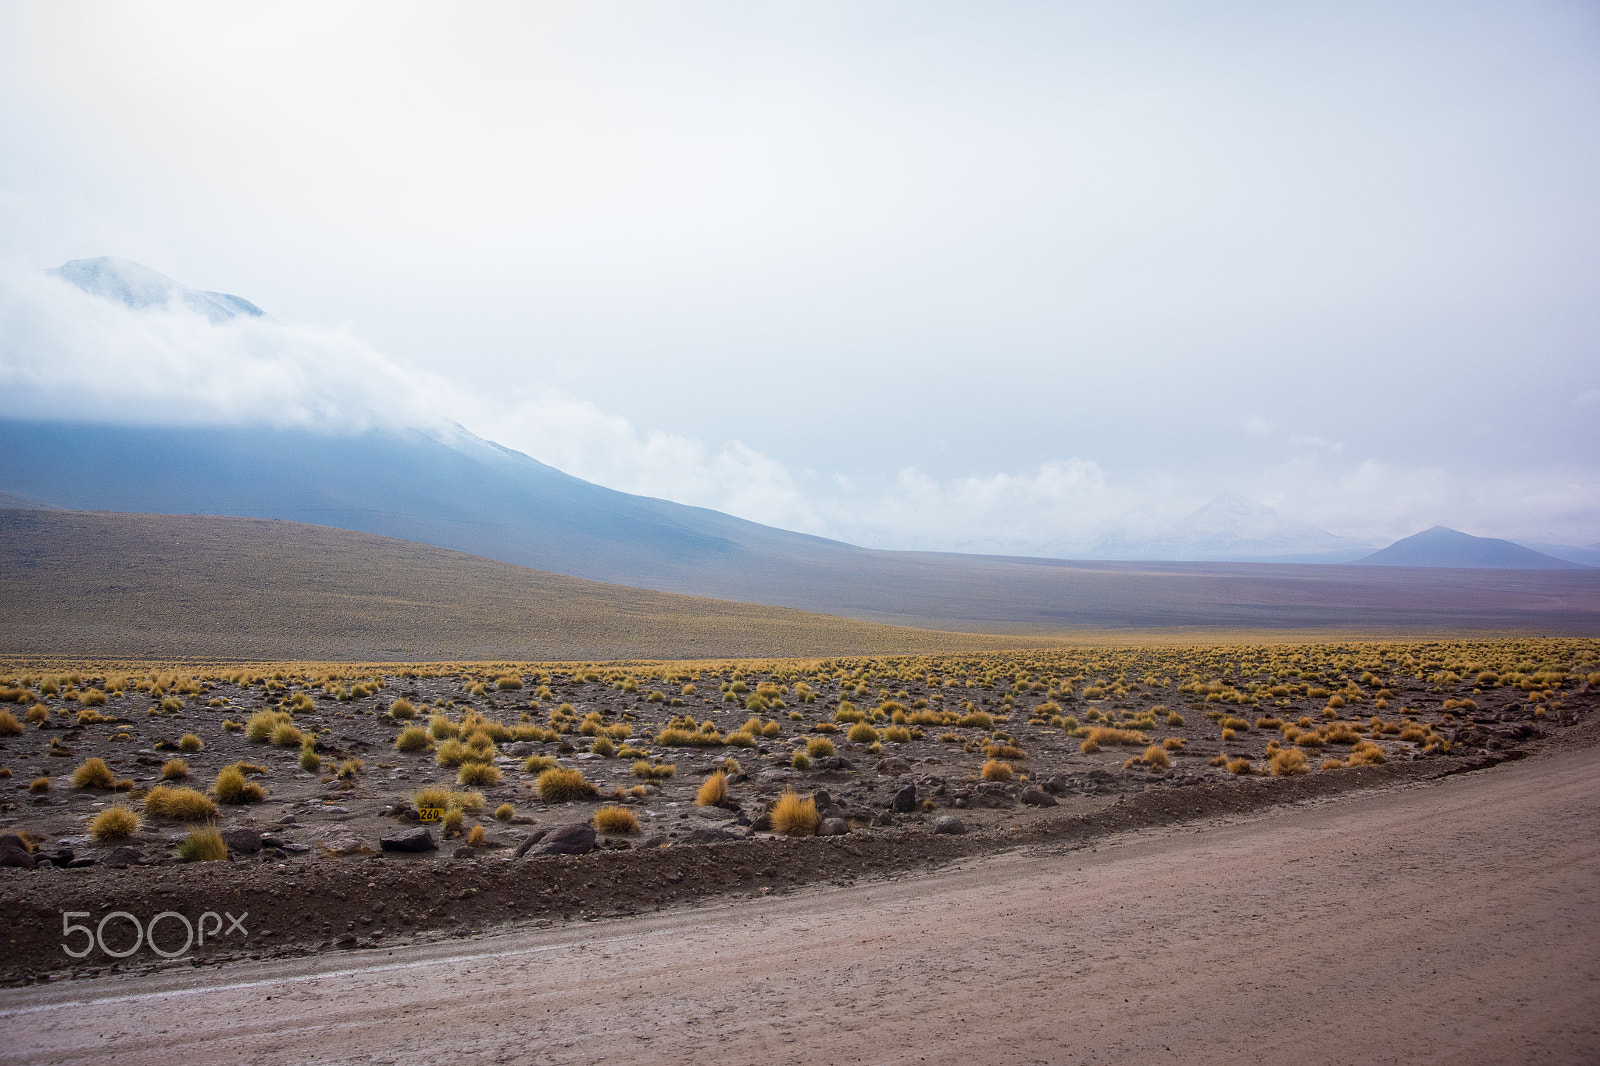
[52,256,266,324]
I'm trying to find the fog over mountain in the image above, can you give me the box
[2,253,1595,561]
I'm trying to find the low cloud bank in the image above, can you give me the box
[1,261,1594,554]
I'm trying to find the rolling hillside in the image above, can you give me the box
[0,510,1021,661]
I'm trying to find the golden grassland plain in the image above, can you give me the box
[0,637,1594,985]
[1,636,1592,853]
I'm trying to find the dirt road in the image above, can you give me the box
[3,747,1596,1065]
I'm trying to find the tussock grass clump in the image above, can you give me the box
[71,757,116,789]
[631,759,674,781]
[1088,726,1147,747]
[395,725,432,752]
[429,715,459,740]
[980,758,1015,781]
[144,785,218,821]
[1162,737,1184,751]
[466,824,487,847]
[458,761,501,787]
[246,710,288,742]
[847,723,879,744]
[806,736,836,758]
[271,722,303,747]
[494,802,516,822]
[1269,748,1309,776]
[161,758,189,780]
[178,824,228,862]
[791,750,812,769]
[984,741,1025,760]
[213,765,266,804]
[90,806,140,841]
[594,805,640,834]
[957,710,994,729]
[772,789,820,836]
[29,776,50,792]
[0,709,21,736]
[495,675,524,690]
[523,754,559,773]
[536,766,598,802]
[26,704,49,725]
[337,758,364,780]
[435,739,467,768]
[177,733,203,752]
[696,770,729,807]
[1141,744,1171,769]
[1347,741,1387,766]
[1226,756,1254,775]
[388,698,417,720]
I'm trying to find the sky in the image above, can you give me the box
[1,1,1598,554]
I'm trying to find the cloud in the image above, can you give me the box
[2,261,1595,553]
[1242,415,1274,437]
[0,260,456,433]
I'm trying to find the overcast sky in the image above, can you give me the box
[1,1,1597,552]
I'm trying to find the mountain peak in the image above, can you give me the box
[52,256,266,324]
[1359,526,1588,569]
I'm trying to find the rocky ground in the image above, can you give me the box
[0,643,1592,984]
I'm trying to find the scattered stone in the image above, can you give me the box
[1020,788,1058,807]
[104,846,147,866]
[514,828,551,857]
[380,827,438,853]
[67,857,98,868]
[875,757,912,775]
[932,815,967,835]
[452,846,477,860]
[318,825,375,857]
[221,828,262,855]
[873,811,896,827]
[530,824,596,856]
[892,783,918,813]
[818,817,849,836]
[684,826,739,844]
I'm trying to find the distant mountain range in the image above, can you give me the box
[1357,526,1591,570]
[1087,493,1374,563]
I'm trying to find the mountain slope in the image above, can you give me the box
[0,510,1016,661]
[7,421,1600,634]
[1358,527,1589,569]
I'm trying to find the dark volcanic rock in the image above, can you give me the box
[379,827,437,853]
[818,817,849,837]
[104,846,146,866]
[1020,788,1059,807]
[892,783,918,813]
[932,815,967,835]
[530,824,596,856]
[221,827,262,854]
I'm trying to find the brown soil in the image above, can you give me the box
[1,717,1595,1064]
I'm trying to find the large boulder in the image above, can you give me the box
[892,783,918,813]
[514,828,550,857]
[932,816,967,835]
[379,827,437,853]
[221,827,262,855]
[529,824,595,856]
